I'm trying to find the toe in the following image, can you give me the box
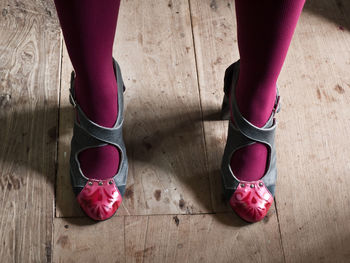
[77,179,122,221]
[229,181,273,223]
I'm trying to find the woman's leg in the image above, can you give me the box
[231,0,305,181]
[54,0,121,180]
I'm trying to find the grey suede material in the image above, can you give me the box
[69,58,128,197]
[221,60,281,198]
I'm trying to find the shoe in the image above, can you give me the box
[68,57,128,221]
[220,60,281,223]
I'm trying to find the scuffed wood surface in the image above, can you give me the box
[0,0,61,261]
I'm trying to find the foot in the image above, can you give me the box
[229,82,277,182]
[74,62,120,180]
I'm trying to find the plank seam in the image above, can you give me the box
[123,216,126,263]
[55,210,239,218]
[142,216,150,263]
[187,0,214,212]
[51,30,64,263]
[54,31,64,219]
[274,198,287,263]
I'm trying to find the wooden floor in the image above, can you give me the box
[1,0,350,262]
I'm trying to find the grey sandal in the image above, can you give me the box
[68,57,128,221]
[220,60,281,223]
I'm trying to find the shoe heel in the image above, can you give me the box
[221,93,230,120]
[221,60,240,120]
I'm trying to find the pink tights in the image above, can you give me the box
[231,0,305,181]
[53,0,305,182]
[54,0,121,180]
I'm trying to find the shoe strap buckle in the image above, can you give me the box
[272,95,280,116]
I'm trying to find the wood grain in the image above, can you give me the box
[274,0,350,262]
[135,213,283,263]
[189,0,238,213]
[54,213,283,263]
[0,0,61,262]
[53,216,125,263]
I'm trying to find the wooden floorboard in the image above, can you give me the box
[274,1,350,262]
[53,213,283,263]
[53,216,125,263]
[0,0,61,262]
[189,0,240,213]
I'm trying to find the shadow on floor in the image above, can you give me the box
[0,102,252,227]
[304,0,350,31]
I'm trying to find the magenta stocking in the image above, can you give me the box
[54,0,121,180]
[231,0,305,181]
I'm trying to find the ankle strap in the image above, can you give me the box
[68,58,126,147]
[229,67,279,148]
